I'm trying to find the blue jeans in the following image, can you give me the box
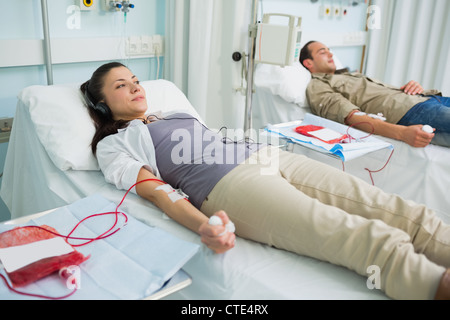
[397,95,450,147]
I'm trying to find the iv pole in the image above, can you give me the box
[41,0,54,85]
[243,0,259,138]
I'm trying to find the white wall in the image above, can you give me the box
[261,0,369,72]
[0,0,166,221]
[0,0,165,118]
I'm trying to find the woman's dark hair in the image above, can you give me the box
[80,62,130,155]
[299,40,317,69]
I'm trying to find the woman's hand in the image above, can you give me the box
[198,211,236,254]
[135,169,236,253]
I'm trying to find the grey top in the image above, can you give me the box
[147,113,262,209]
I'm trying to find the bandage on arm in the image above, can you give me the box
[155,184,189,204]
[135,168,209,234]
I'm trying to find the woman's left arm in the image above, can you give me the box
[136,167,235,254]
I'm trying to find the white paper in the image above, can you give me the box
[0,237,74,273]
[266,113,393,162]
[307,128,343,141]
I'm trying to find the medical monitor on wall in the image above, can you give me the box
[255,14,302,67]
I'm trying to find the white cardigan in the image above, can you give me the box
[96,119,161,194]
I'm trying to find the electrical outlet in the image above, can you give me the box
[126,36,141,55]
[343,31,366,46]
[152,35,164,55]
[342,6,349,17]
[125,35,164,56]
[333,6,342,18]
[140,35,153,55]
[319,4,332,18]
[0,117,13,143]
[324,5,332,17]
[79,0,95,11]
[0,118,13,132]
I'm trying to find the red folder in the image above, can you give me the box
[294,125,349,144]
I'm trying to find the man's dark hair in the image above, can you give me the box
[299,40,317,68]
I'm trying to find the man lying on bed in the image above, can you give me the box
[300,41,450,148]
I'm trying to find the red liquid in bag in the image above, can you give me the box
[0,225,89,287]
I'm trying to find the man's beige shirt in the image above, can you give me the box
[306,72,441,124]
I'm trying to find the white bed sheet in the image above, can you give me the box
[252,84,311,130]
[254,84,450,224]
[0,80,389,300]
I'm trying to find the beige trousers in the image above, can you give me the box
[201,146,449,300]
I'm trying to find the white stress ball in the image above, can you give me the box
[225,221,235,233]
[208,215,235,235]
[422,125,433,134]
[208,215,223,226]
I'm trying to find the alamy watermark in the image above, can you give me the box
[170,122,280,176]
[367,5,382,30]
[367,265,381,290]
[66,5,81,30]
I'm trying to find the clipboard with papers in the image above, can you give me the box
[265,113,393,162]
[0,194,199,300]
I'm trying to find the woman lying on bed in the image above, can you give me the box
[80,62,450,300]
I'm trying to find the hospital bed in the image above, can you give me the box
[253,61,450,223]
[2,79,395,300]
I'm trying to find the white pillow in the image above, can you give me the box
[254,57,344,107]
[254,61,311,107]
[19,80,199,171]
